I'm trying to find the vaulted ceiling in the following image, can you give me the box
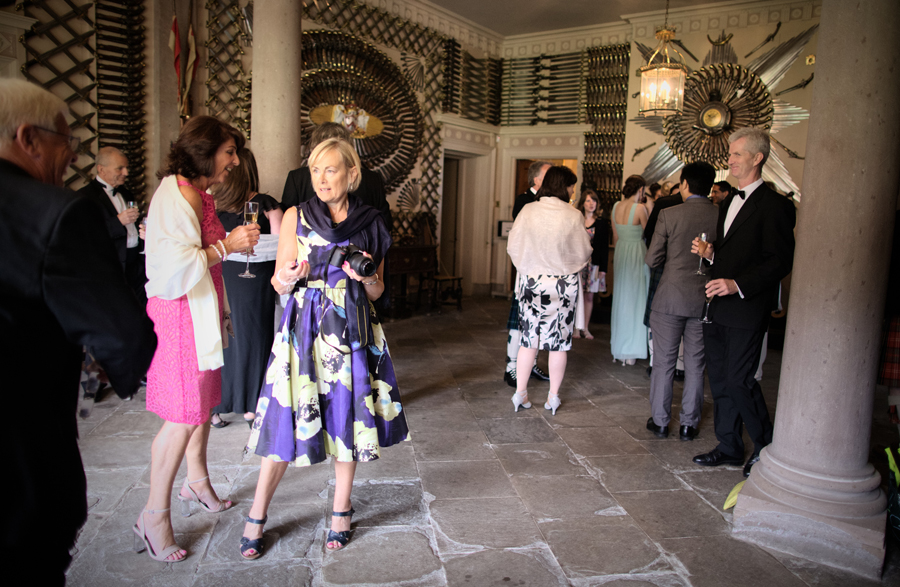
[425,0,718,37]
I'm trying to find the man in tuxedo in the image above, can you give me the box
[511,159,551,219]
[691,127,796,477]
[0,79,157,584]
[709,180,733,205]
[644,162,719,441]
[77,146,146,305]
[504,160,552,387]
[280,122,391,227]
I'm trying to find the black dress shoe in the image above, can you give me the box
[743,453,761,477]
[530,366,550,381]
[679,425,698,441]
[673,369,685,382]
[646,417,669,438]
[693,448,743,467]
[504,372,516,388]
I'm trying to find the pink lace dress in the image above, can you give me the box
[145,182,226,424]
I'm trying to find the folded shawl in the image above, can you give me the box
[508,196,592,329]
[144,174,228,371]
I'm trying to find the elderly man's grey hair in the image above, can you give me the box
[0,78,68,151]
[729,127,770,167]
[96,146,126,167]
[527,160,552,187]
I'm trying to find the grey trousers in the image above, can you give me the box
[648,311,705,427]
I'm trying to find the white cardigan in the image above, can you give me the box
[144,175,228,371]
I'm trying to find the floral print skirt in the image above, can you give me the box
[516,272,579,352]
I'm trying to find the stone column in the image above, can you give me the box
[733,0,900,579]
[250,0,303,199]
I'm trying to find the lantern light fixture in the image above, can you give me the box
[637,0,688,117]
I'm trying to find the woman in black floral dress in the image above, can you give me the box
[507,166,592,415]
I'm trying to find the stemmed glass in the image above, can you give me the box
[238,201,258,279]
[699,281,713,324]
[695,232,708,275]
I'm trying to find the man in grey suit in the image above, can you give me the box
[645,162,718,440]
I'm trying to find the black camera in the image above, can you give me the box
[328,244,376,277]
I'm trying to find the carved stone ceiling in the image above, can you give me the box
[425,0,715,37]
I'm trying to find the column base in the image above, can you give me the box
[734,477,886,580]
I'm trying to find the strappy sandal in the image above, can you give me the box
[325,508,355,551]
[239,515,268,560]
[178,475,233,517]
[133,508,186,562]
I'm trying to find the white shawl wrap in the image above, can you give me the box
[507,197,592,329]
[144,175,227,371]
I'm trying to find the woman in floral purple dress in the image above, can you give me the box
[240,138,408,558]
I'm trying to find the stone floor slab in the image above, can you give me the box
[431,497,543,550]
[557,426,651,457]
[419,460,516,499]
[494,442,585,477]
[479,417,560,444]
[659,535,808,587]
[587,455,683,493]
[511,474,616,521]
[613,490,730,539]
[321,528,442,585]
[412,429,495,461]
[191,560,313,587]
[540,518,671,578]
[442,548,567,586]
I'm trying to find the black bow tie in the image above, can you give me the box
[736,190,746,200]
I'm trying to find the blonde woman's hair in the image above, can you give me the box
[308,138,361,192]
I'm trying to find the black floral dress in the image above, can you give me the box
[516,272,579,351]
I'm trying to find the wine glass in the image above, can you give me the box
[695,232,708,275]
[238,201,259,279]
[699,281,713,324]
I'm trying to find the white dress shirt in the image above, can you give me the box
[98,177,139,248]
[723,177,764,237]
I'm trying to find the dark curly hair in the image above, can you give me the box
[536,165,576,202]
[158,115,245,180]
[622,174,646,198]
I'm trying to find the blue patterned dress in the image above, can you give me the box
[247,209,409,465]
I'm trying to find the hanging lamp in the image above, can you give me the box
[637,0,688,117]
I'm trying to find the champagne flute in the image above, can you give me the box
[695,232,708,275]
[699,281,713,324]
[238,201,259,279]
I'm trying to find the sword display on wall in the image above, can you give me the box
[632,142,657,161]
[775,73,814,96]
[770,135,805,160]
[745,21,781,59]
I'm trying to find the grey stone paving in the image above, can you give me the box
[68,296,900,586]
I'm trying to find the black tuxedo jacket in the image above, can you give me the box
[76,178,139,268]
[708,183,796,331]
[512,188,536,220]
[0,160,157,554]
[280,165,392,227]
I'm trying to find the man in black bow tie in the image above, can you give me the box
[78,146,146,305]
[691,127,796,477]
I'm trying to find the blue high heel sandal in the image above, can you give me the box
[326,508,355,550]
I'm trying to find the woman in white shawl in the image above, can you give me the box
[135,116,259,563]
[507,166,592,415]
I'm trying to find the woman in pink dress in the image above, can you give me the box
[135,116,260,563]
